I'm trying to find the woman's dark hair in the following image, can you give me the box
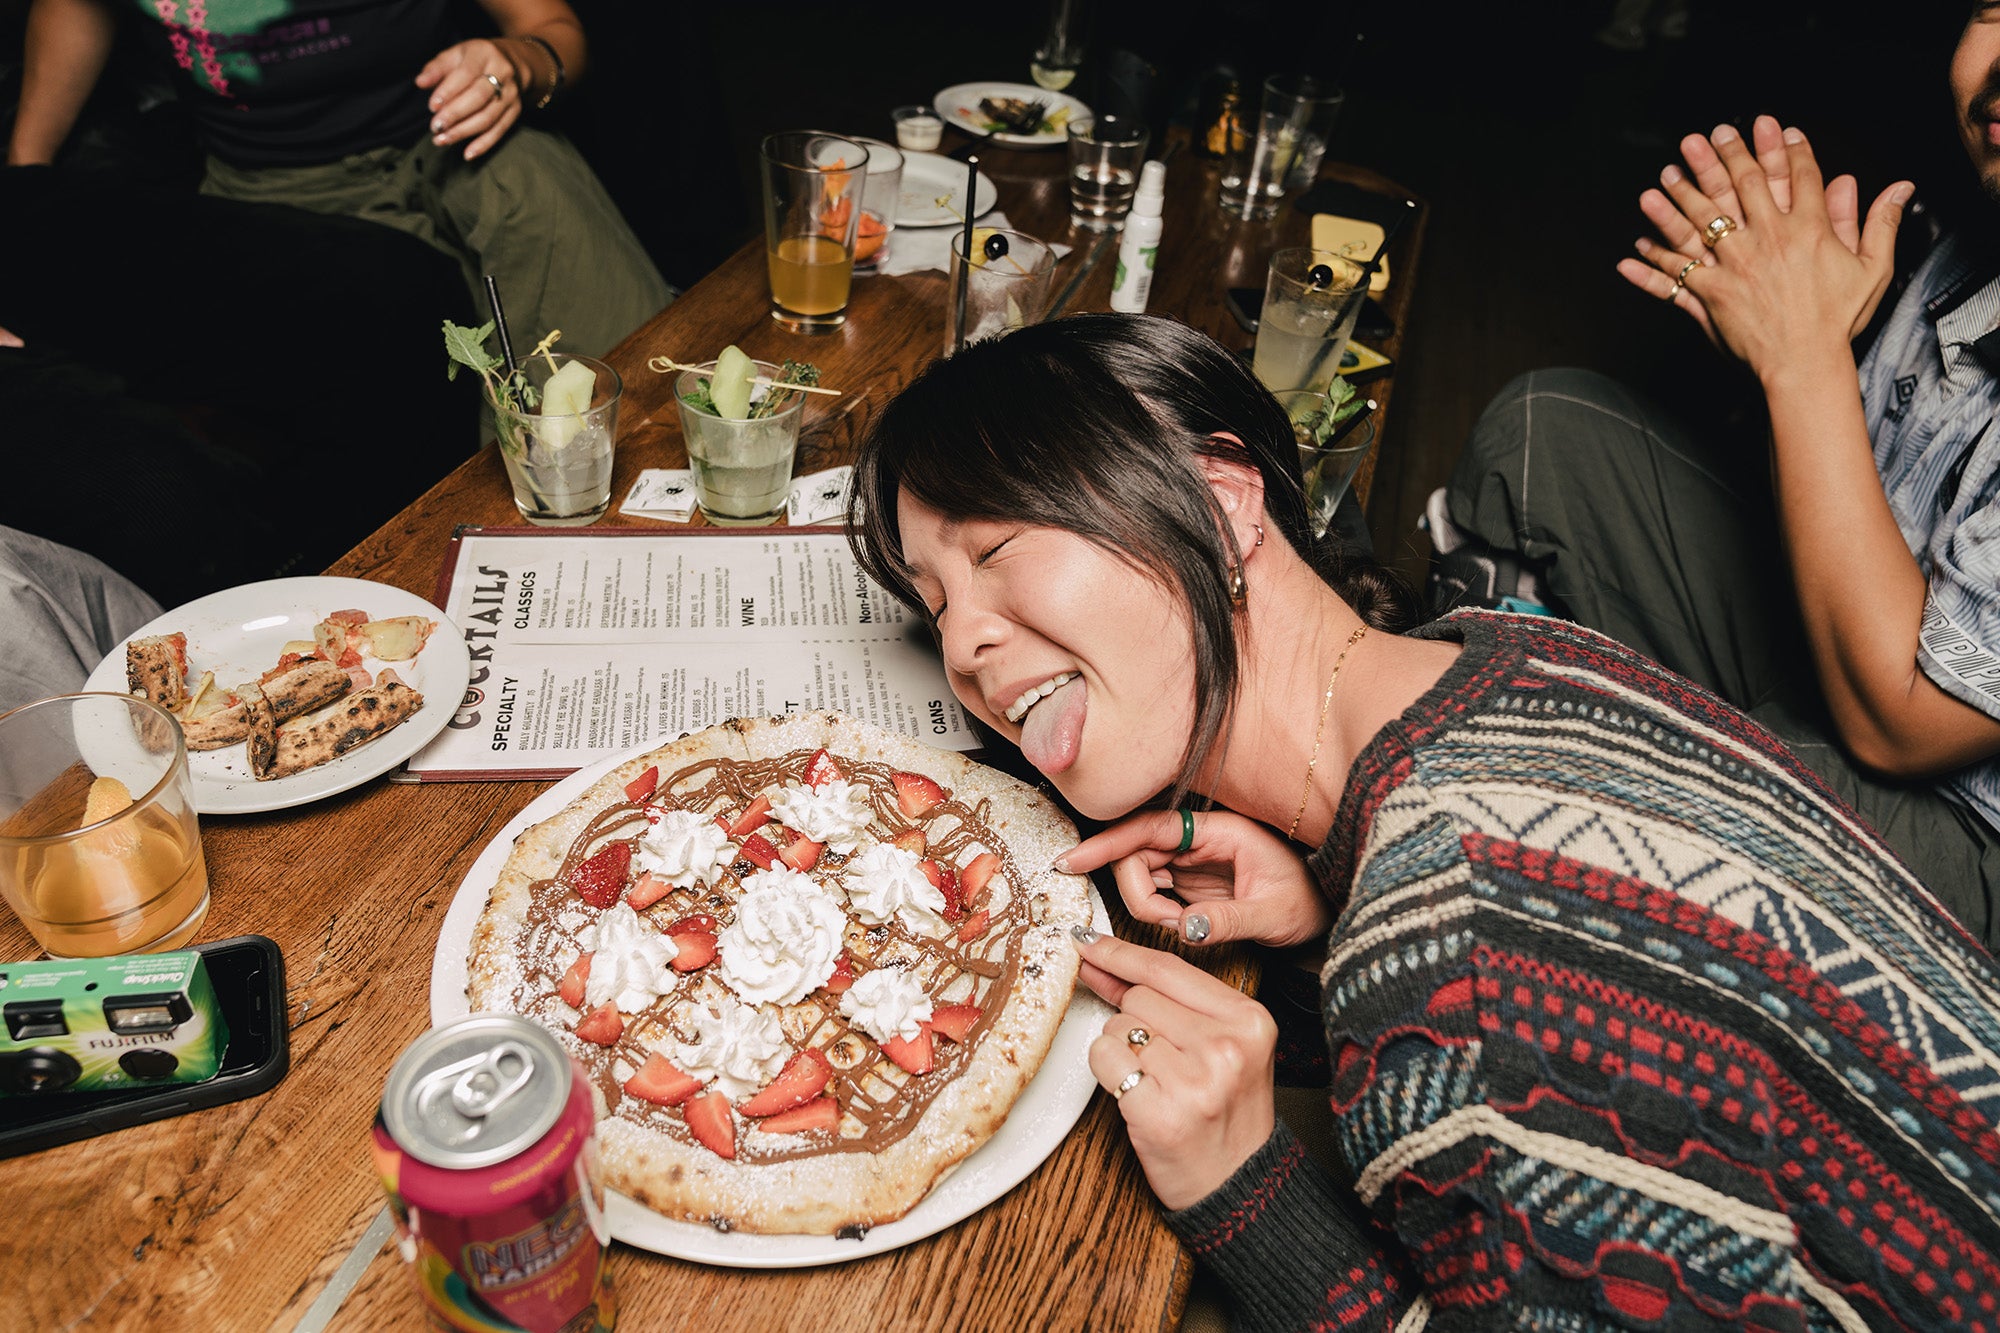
[847,313,1421,800]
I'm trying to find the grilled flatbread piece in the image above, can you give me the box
[264,675,423,780]
[240,682,278,779]
[179,659,354,751]
[125,634,188,710]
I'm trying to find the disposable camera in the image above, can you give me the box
[0,951,229,1095]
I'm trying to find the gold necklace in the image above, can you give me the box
[1288,624,1368,841]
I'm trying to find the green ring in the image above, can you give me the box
[1175,808,1196,854]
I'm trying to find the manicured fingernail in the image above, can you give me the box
[1713,123,1738,144]
[431,118,444,132]
[1070,923,1099,944]
[1052,853,1073,874]
[1783,127,1804,145]
[1661,166,1682,185]
[1182,914,1210,943]
[1893,182,1915,204]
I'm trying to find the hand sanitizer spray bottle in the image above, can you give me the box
[1109,160,1166,313]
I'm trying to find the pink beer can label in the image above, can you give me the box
[373,1015,616,1333]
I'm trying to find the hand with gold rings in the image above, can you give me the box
[415,38,526,161]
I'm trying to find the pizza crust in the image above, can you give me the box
[466,711,1091,1235]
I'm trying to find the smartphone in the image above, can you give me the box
[0,935,289,1158]
[1224,288,1396,341]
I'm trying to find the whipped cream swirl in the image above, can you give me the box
[843,843,949,936]
[578,901,679,1013]
[839,966,934,1044]
[632,808,732,888]
[673,998,791,1099]
[767,778,874,853]
[717,867,847,1006]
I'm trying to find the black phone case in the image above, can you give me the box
[0,935,289,1158]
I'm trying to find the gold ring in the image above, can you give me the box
[1702,215,1737,247]
[1112,1069,1145,1100]
[485,73,504,101]
[1126,1027,1151,1048]
[1677,257,1701,283]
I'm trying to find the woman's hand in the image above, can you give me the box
[1057,809,1331,948]
[415,38,523,161]
[1076,927,1277,1210]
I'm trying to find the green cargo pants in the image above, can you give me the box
[202,127,672,360]
[1447,367,2000,947]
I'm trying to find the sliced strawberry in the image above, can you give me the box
[727,795,773,837]
[777,833,824,872]
[892,770,947,818]
[685,1091,736,1159]
[758,1096,839,1135]
[824,955,855,995]
[891,827,927,856]
[802,748,845,789]
[568,841,633,908]
[665,912,717,934]
[575,1002,624,1046]
[624,765,660,804]
[668,929,716,972]
[960,852,1002,909]
[625,871,673,910]
[882,1029,934,1075]
[558,952,593,1008]
[928,1004,981,1044]
[956,910,990,943]
[739,1048,834,1116]
[623,1052,702,1106]
[740,832,780,869]
[920,859,965,921]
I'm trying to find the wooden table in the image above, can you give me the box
[0,135,1423,1332]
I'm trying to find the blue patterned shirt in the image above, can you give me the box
[1858,233,2000,831]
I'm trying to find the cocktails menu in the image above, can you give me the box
[405,527,975,780]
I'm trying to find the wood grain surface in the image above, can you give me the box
[0,130,1421,1332]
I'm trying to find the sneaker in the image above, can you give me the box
[1420,488,1556,617]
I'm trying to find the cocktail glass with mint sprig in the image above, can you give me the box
[445,321,623,526]
[1276,376,1377,539]
[652,346,827,527]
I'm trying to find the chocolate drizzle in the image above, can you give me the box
[505,747,1039,1165]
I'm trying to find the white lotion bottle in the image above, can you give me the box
[1108,160,1166,313]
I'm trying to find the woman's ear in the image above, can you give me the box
[1197,436,1268,562]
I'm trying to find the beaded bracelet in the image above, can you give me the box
[519,34,565,110]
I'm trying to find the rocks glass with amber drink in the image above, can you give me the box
[0,694,208,957]
[760,131,870,333]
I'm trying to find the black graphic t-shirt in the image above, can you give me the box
[129,0,454,166]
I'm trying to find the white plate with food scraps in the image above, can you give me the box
[933,82,1091,148]
[84,576,471,816]
[428,738,1114,1268]
[893,152,1000,227]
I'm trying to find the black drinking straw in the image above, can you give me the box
[952,155,979,353]
[484,274,518,374]
[1327,396,1377,448]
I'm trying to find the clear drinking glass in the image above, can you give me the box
[946,230,1057,354]
[1252,250,1367,393]
[1219,74,1345,221]
[674,359,809,526]
[850,136,904,274]
[493,353,622,526]
[1031,0,1087,90]
[1275,391,1377,538]
[0,694,209,957]
[761,131,870,333]
[891,105,943,152]
[1066,114,1148,231]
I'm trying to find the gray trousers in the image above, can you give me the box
[1448,368,2000,946]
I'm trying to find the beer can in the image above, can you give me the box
[371,1015,616,1333]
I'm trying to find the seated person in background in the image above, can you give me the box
[851,313,2000,1330]
[0,525,160,714]
[8,0,669,357]
[1437,9,2000,937]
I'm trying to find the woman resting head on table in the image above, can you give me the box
[849,313,2000,1329]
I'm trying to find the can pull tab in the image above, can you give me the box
[415,1041,535,1145]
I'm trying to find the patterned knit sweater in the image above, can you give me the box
[1165,612,2000,1331]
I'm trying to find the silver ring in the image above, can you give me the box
[1112,1069,1145,1100]
[1126,1027,1151,1048]
[485,73,504,101]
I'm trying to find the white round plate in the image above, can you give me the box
[934,82,1092,148]
[83,576,471,815]
[894,152,999,227]
[429,739,1113,1268]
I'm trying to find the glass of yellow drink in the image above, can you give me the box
[0,694,209,957]
[760,131,870,333]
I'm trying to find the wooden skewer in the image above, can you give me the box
[645,356,843,396]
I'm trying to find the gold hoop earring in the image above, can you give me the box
[1228,564,1247,605]
[1253,523,1265,548]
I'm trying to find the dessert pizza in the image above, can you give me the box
[465,711,1090,1236]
